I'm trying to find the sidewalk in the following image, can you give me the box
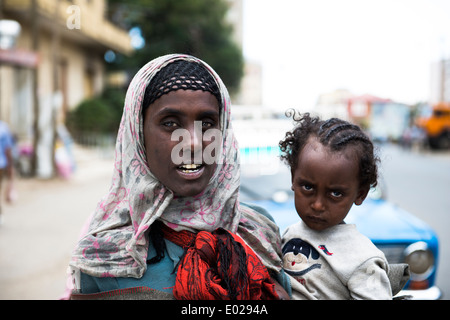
[0,145,114,300]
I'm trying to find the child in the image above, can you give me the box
[279,112,392,300]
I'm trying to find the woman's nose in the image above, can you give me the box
[188,121,203,163]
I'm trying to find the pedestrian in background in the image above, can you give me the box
[0,120,16,224]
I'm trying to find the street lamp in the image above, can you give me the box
[0,19,21,50]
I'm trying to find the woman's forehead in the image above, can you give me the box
[143,59,222,111]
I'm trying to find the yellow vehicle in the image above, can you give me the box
[417,103,450,149]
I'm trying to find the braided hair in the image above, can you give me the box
[279,110,379,189]
[142,59,222,112]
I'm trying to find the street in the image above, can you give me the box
[0,146,114,299]
[0,143,449,300]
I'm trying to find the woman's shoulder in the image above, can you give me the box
[239,202,276,223]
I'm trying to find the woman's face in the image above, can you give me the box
[143,89,220,197]
[291,137,368,231]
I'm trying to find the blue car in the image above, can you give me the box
[239,146,441,300]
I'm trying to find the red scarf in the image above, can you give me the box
[160,224,279,300]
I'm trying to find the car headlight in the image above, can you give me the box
[404,241,435,281]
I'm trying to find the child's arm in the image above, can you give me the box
[347,258,392,300]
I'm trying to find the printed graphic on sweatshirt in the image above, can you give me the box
[318,245,333,255]
[282,238,321,277]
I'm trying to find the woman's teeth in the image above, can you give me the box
[178,164,202,173]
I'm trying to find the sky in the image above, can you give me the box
[242,0,450,111]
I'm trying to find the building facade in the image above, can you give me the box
[0,0,132,177]
[430,58,450,105]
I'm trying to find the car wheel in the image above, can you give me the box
[429,131,450,149]
[437,131,450,149]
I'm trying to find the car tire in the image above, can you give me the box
[429,131,450,149]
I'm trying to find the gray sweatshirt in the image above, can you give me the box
[282,221,392,300]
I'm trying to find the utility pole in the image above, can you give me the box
[30,0,40,176]
[51,0,61,177]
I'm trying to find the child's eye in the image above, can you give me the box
[330,191,343,198]
[301,184,313,192]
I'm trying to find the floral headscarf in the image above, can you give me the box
[70,54,282,279]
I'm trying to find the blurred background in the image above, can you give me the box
[0,0,449,299]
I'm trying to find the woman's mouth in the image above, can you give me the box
[178,164,202,173]
[176,164,205,180]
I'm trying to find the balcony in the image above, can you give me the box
[3,0,133,55]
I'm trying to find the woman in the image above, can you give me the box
[69,54,290,300]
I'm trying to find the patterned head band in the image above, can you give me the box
[142,59,222,111]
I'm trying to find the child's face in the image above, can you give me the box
[292,137,369,231]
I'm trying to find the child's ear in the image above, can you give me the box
[354,187,370,206]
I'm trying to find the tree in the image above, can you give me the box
[106,0,244,96]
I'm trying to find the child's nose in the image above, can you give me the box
[311,196,326,212]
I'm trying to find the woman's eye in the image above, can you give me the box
[163,121,179,128]
[202,120,215,128]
